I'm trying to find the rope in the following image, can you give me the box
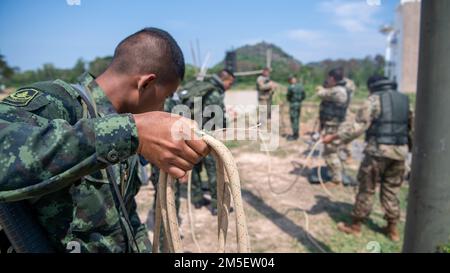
[186,171,202,253]
[153,131,251,253]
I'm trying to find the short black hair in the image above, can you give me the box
[328,67,344,82]
[218,69,235,80]
[110,27,185,84]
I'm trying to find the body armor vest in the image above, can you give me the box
[319,83,351,124]
[366,88,409,145]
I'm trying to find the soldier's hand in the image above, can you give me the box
[322,134,338,144]
[270,81,278,90]
[133,112,210,179]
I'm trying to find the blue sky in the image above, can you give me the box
[0,0,399,71]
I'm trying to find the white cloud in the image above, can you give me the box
[319,0,382,32]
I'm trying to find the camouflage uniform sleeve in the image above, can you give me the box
[337,95,380,143]
[0,103,139,192]
[257,76,272,92]
[317,86,347,103]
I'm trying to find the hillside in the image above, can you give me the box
[210,42,384,89]
[211,42,302,83]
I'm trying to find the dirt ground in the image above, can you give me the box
[135,90,410,253]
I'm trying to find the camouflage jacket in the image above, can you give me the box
[287,83,306,104]
[256,75,272,94]
[0,73,151,253]
[337,94,413,161]
[317,84,349,127]
[173,75,227,130]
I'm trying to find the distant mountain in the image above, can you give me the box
[211,41,385,87]
[211,42,302,82]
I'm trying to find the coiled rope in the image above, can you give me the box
[153,131,251,253]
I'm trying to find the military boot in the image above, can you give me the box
[287,133,299,141]
[383,222,400,242]
[337,219,362,237]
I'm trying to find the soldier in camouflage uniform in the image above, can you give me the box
[172,70,235,215]
[0,28,209,252]
[286,75,306,141]
[323,75,413,241]
[317,68,351,186]
[256,68,277,121]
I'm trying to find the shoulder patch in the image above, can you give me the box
[2,88,40,107]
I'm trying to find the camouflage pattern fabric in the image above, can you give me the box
[337,93,413,224]
[0,73,151,253]
[352,154,406,223]
[322,124,344,183]
[191,154,217,208]
[287,83,305,135]
[256,75,273,119]
[317,85,349,182]
[175,76,226,207]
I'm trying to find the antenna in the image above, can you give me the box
[190,41,199,72]
[196,52,211,81]
[196,38,202,68]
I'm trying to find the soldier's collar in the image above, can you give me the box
[77,72,117,116]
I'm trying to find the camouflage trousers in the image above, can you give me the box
[289,103,301,135]
[322,124,344,182]
[191,154,217,209]
[258,91,273,120]
[352,154,406,224]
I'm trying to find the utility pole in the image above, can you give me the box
[403,0,450,253]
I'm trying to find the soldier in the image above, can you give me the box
[173,69,235,215]
[0,28,209,252]
[322,75,413,241]
[317,68,351,186]
[256,67,277,120]
[286,75,306,141]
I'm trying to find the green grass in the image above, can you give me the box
[321,186,409,253]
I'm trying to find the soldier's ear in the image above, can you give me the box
[137,74,157,91]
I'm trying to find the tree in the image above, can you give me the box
[0,54,15,84]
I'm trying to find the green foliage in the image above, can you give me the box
[88,56,112,77]
[214,42,385,96]
[3,42,386,94]
[8,58,90,87]
[213,42,302,86]
[437,240,450,253]
[183,64,198,83]
[0,53,16,84]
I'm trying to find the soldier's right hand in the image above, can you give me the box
[133,112,209,179]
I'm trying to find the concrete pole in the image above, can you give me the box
[403,0,450,253]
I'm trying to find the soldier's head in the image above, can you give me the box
[288,75,297,84]
[217,69,235,91]
[326,67,344,87]
[103,27,185,113]
[262,67,271,77]
[367,75,398,93]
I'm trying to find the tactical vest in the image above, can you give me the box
[366,90,409,145]
[319,84,351,124]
